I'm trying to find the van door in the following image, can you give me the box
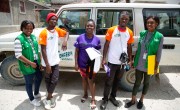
[143,9,180,66]
[57,8,92,68]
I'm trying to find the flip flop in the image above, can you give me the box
[90,100,96,109]
[81,95,88,103]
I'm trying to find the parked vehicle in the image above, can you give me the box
[0,3,180,91]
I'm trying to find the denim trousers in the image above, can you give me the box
[103,62,125,101]
[24,61,43,101]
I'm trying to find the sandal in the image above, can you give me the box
[90,100,96,109]
[125,101,135,108]
[81,95,88,103]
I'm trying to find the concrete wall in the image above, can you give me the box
[0,12,11,25]
[11,0,41,25]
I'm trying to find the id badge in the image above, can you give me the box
[143,53,147,59]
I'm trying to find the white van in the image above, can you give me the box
[0,3,180,91]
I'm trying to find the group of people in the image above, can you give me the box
[14,10,163,110]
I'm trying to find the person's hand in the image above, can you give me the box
[75,63,79,71]
[62,41,67,51]
[128,60,133,68]
[46,65,52,74]
[101,58,106,67]
[39,64,44,71]
[30,62,37,68]
[154,68,158,74]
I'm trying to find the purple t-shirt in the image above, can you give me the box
[74,33,101,69]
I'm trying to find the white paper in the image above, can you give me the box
[85,47,102,73]
[85,47,102,60]
[94,57,101,73]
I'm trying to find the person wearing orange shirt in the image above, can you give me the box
[39,13,69,109]
[100,11,134,110]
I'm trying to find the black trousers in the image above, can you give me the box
[45,65,59,93]
[103,62,125,101]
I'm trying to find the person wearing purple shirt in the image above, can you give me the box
[74,19,101,109]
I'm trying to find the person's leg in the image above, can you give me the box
[110,65,124,98]
[103,63,117,101]
[79,69,88,102]
[47,65,59,100]
[109,65,124,107]
[100,63,117,109]
[132,69,144,101]
[81,77,88,102]
[125,69,143,108]
[140,72,150,101]
[87,77,96,109]
[34,69,43,95]
[24,74,35,101]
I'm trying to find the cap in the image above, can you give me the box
[46,13,58,22]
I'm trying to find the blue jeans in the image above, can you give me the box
[24,61,43,101]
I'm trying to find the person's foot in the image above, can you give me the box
[81,94,88,103]
[125,100,135,108]
[30,99,41,106]
[109,96,120,107]
[43,99,51,110]
[90,100,96,109]
[137,100,143,109]
[100,99,108,110]
[34,93,41,99]
[50,97,56,108]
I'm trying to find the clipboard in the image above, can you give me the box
[147,55,159,75]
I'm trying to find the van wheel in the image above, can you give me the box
[0,56,25,85]
[119,69,143,92]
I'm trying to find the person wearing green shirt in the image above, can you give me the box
[14,20,43,107]
[125,16,164,109]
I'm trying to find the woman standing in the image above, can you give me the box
[14,20,43,106]
[125,16,164,109]
[74,19,101,109]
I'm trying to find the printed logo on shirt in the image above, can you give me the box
[114,33,121,37]
[48,36,53,40]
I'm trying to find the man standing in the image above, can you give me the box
[100,11,134,110]
[39,13,69,109]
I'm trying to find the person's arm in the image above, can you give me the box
[14,39,36,68]
[127,43,133,67]
[102,40,110,65]
[41,45,52,74]
[62,32,69,51]
[155,36,164,74]
[75,48,79,71]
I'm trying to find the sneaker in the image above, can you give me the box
[50,98,56,108]
[137,100,143,109]
[30,99,41,107]
[100,100,108,110]
[43,99,51,110]
[109,96,120,107]
[34,93,41,99]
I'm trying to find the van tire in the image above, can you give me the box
[119,68,143,92]
[0,56,25,85]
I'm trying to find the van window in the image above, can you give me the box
[96,9,133,35]
[143,9,180,37]
[58,10,91,35]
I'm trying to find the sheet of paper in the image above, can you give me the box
[85,47,102,60]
